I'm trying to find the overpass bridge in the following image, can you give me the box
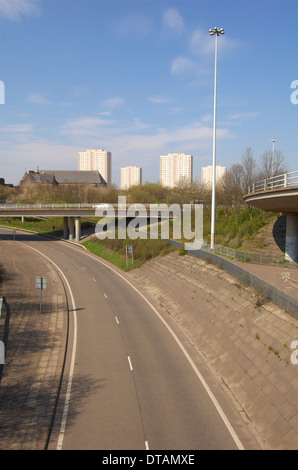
[0,203,175,242]
[243,171,298,262]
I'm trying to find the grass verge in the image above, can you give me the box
[82,236,176,271]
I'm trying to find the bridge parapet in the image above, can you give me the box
[248,171,298,194]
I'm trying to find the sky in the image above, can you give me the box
[0,0,297,187]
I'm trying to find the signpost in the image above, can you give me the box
[126,245,133,268]
[36,276,46,313]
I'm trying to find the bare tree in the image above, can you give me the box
[223,163,245,213]
[241,147,257,193]
[257,149,287,180]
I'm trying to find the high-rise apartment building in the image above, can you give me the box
[120,166,142,190]
[160,153,193,188]
[78,149,112,185]
[201,165,226,186]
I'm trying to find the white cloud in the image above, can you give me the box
[102,97,124,109]
[191,29,238,57]
[148,96,171,104]
[202,114,213,123]
[60,116,114,136]
[0,139,80,185]
[107,121,230,160]
[0,0,38,21]
[190,29,215,56]
[59,114,230,150]
[163,7,184,33]
[132,118,151,131]
[111,12,153,37]
[227,112,259,120]
[169,107,181,114]
[2,123,34,134]
[170,28,238,79]
[1,116,231,186]
[171,56,200,76]
[99,111,112,116]
[27,93,51,105]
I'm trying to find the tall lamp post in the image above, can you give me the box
[209,26,224,250]
[271,139,276,177]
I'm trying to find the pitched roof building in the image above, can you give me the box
[20,169,107,190]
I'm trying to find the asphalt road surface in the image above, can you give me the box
[1,228,260,450]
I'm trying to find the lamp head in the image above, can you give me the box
[209,27,225,36]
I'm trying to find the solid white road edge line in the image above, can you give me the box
[127,355,133,371]
[15,242,78,451]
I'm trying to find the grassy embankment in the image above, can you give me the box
[82,237,175,270]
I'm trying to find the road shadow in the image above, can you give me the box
[0,232,59,242]
[0,372,105,450]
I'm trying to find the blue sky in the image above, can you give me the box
[0,0,297,187]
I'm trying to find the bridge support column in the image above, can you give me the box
[285,213,298,263]
[69,217,75,240]
[63,217,69,239]
[75,216,81,242]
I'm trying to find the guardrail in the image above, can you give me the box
[248,171,298,194]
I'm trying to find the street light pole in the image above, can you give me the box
[209,27,224,250]
[271,139,276,177]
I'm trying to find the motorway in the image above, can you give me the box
[0,228,259,450]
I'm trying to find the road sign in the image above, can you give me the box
[36,277,46,313]
[126,245,134,268]
[36,276,47,290]
[126,245,133,255]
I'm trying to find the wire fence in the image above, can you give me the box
[200,242,286,267]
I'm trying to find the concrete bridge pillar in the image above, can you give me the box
[63,216,81,242]
[69,217,75,240]
[285,213,298,263]
[63,217,69,239]
[75,216,81,242]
